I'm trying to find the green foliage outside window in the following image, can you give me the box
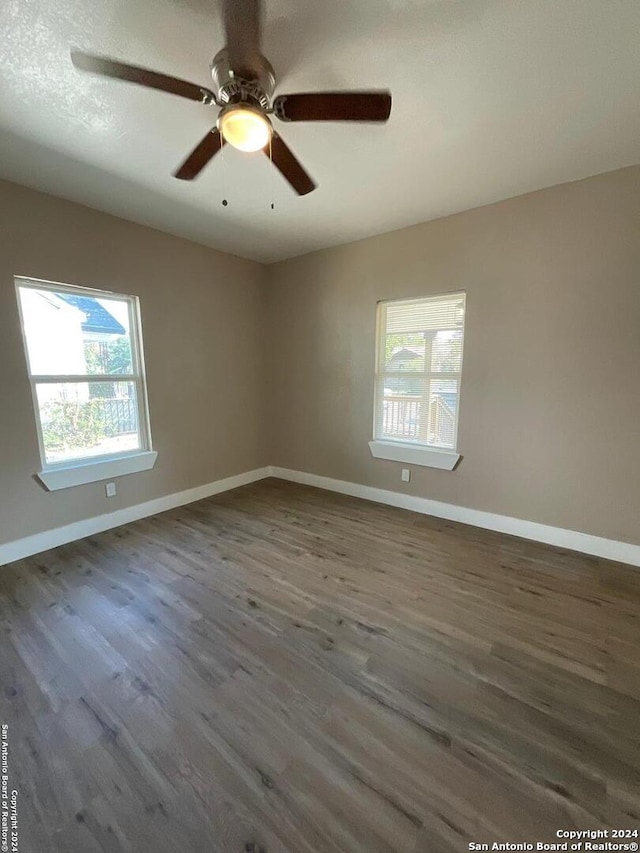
[41,399,106,453]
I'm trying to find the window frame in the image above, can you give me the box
[15,276,156,489]
[370,292,466,471]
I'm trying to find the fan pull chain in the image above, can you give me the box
[269,135,274,211]
[221,140,228,207]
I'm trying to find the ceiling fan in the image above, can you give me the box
[71,0,392,196]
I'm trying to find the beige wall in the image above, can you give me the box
[266,165,640,545]
[0,179,267,544]
[2,166,639,551]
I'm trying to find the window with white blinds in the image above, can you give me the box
[374,292,466,451]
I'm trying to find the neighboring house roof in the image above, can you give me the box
[58,295,125,336]
[388,348,423,365]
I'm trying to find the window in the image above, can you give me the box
[16,277,156,490]
[370,292,466,470]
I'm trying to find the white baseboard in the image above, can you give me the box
[269,466,640,567]
[0,467,271,567]
[3,464,639,569]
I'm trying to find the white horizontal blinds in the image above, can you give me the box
[376,293,465,450]
[383,294,465,335]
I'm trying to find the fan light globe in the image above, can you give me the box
[218,106,271,152]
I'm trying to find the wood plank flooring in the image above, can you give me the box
[1,478,639,852]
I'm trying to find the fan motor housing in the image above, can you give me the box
[210,48,276,110]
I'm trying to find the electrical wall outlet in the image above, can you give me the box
[105,482,117,498]
[401,468,411,483]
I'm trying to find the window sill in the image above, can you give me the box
[368,440,460,471]
[37,451,158,491]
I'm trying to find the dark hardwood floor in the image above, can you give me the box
[1,478,639,852]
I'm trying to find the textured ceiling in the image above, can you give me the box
[1,0,639,263]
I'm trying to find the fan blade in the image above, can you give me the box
[71,51,216,104]
[174,128,223,180]
[266,132,316,196]
[222,0,263,78]
[274,91,392,123]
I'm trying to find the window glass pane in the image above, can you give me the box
[36,382,140,464]
[19,287,133,376]
[384,334,427,372]
[381,378,458,449]
[382,378,422,441]
[429,380,458,448]
[431,330,463,373]
[384,329,464,374]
